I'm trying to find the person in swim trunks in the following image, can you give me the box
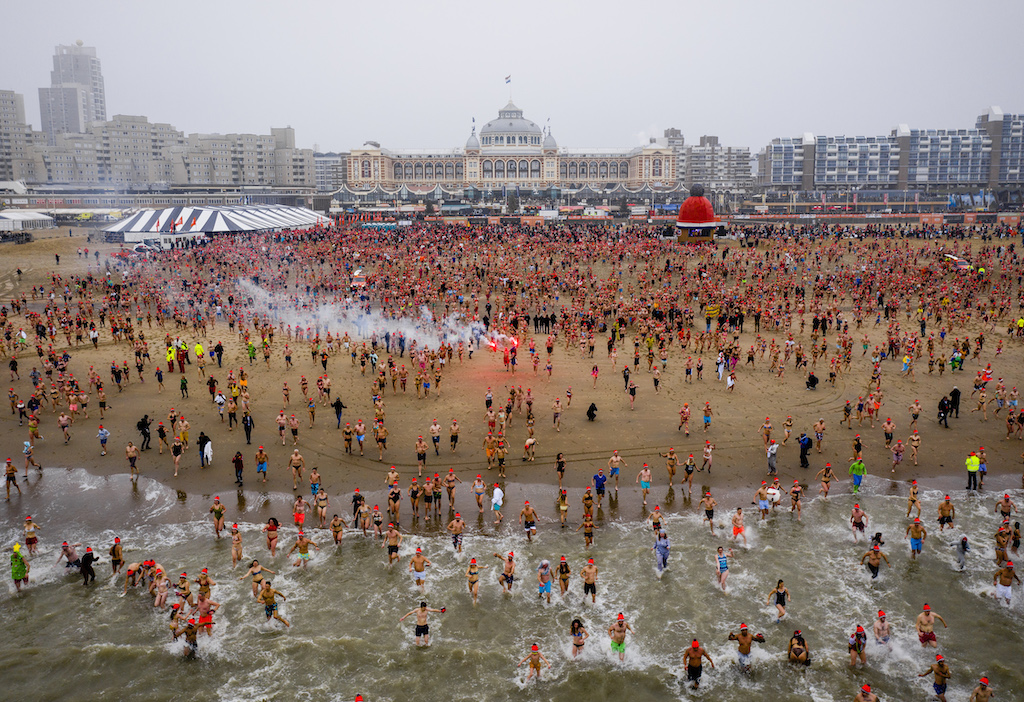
[915,603,946,647]
[728,623,765,672]
[399,601,445,646]
[446,512,465,553]
[257,580,289,627]
[683,639,714,689]
[495,551,516,592]
[918,654,952,702]
[607,613,633,662]
[517,643,551,680]
[700,493,717,534]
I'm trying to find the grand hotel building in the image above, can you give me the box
[345,101,677,197]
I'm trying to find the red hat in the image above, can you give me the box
[912,480,917,485]
[945,495,950,500]
[878,610,885,617]
[25,516,31,520]
[979,677,989,686]
[854,504,860,509]
[761,481,767,485]
[524,501,529,505]
[739,623,748,629]
[508,551,514,558]
[356,696,364,702]
[872,545,879,551]
[861,685,871,693]
[531,644,539,651]
[691,639,699,648]
[617,613,625,620]
[114,537,120,543]
[494,483,500,488]
[588,558,594,563]
[86,547,92,552]
[188,618,196,625]
[214,496,220,501]
[171,603,180,609]
[560,556,566,561]
[388,523,394,528]
[923,603,931,611]
[935,654,943,661]
[915,517,921,523]
[1007,561,1014,568]
[794,479,799,484]
[470,558,476,564]
[416,547,422,552]
[201,568,208,573]
[856,625,864,632]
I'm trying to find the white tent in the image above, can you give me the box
[103,205,326,235]
[0,210,54,231]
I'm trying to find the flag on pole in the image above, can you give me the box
[505,75,511,84]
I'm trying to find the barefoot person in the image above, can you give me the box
[716,546,735,591]
[918,654,952,702]
[257,580,290,628]
[464,558,488,605]
[517,644,551,681]
[607,612,634,662]
[728,623,765,673]
[399,601,445,646]
[915,603,947,648]
[683,639,714,689]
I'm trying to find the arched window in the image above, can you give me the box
[653,159,662,177]
[394,164,402,179]
[494,160,504,178]
[506,160,516,177]
[482,160,493,178]
[530,160,540,178]
[414,163,423,179]
[455,163,463,179]
[424,163,433,179]
[610,162,618,178]
[519,160,529,178]
[404,164,413,179]
[599,161,608,178]
[589,162,598,178]
[568,162,577,179]
[445,163,454,179]
[620,162,629,178]
[560,162,568,178]
[361,160,370,178]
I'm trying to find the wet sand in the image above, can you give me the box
[1,229,1021,517]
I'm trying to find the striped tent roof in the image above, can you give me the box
[103,205,325,234]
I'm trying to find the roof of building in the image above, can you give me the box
[0,210,53,222]
[480,100,542,136]
[103,205,325,234]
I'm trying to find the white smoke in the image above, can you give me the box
[235,278,509,350]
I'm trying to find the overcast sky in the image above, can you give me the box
[3,0,1022,153]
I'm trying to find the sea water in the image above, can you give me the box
[1,468,1021,701]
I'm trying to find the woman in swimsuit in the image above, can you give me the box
[788,631,810,665]
[554,453,566,490]
[557,556,571,595]
[263,518,280,556]
[408,480,422,519]
[767,580,790,621]
[239,559,275,597]
[471,474,487,513]
[329,514,348,545]
[371,506,384,538]
[556,490,569,526]
[570,618,589,658]
[315,489,330,528]
[465,558,488,605]
[388,483,402,522]
[815,463,835,497]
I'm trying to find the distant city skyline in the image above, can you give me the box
[2,0,1022,154]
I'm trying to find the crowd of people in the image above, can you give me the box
[5,219,1024,699]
